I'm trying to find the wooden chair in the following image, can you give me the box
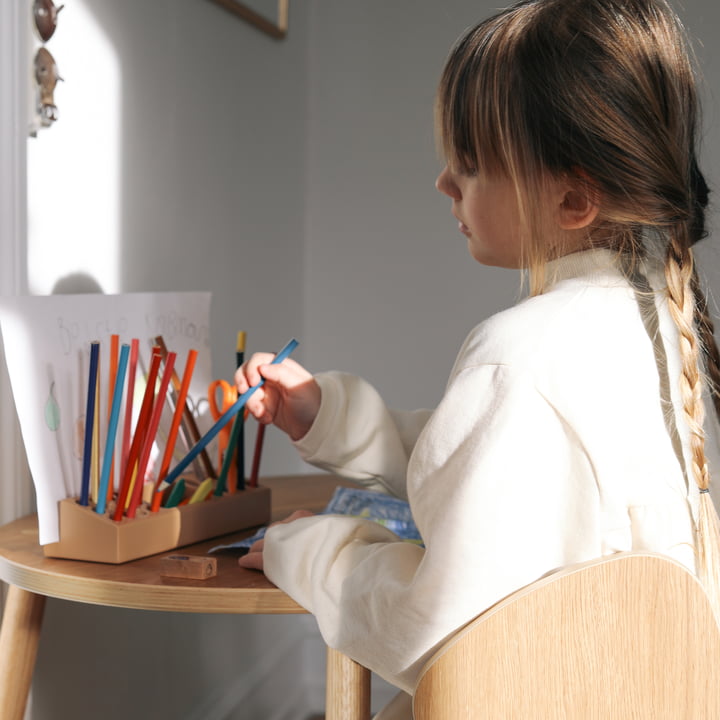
[412,552,720,719]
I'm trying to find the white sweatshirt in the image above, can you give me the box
[263,248,700,694]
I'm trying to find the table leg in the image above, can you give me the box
[0,584,46,720]
[325,646,371,720]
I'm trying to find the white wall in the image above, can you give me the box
[19,0,720,718]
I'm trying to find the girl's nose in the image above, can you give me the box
[435,166,461,200]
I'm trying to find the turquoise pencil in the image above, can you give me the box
[95,343,130,515]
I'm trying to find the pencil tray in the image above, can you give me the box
[42,486,271,564]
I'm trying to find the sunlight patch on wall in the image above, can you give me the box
[27,0,120,295]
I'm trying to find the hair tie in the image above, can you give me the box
[699,488,710,494]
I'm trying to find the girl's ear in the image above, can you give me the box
[555,174,600,230]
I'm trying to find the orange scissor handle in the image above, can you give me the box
[207,379,239,492]
[208,379,237,421]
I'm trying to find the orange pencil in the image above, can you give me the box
[113,349,162,521]
[126,351,176,518]
[151,349,198,512]
[154,336,216,479]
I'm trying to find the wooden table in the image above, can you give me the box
[0,474,371,720]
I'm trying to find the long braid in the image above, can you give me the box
[665,232,720,621]
[664,234,708,489]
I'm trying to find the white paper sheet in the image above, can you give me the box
[0,292,213,544]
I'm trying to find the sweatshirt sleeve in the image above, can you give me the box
[264,363,602,693]
[293,371,432,499]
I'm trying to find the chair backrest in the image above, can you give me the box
[413,552,720,720]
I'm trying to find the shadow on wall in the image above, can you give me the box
[51,272,104,294]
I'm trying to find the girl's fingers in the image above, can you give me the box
[236,510,315,572]
[255,360,311,389]
[243,386,269,419]
[235,352,276,391]
[237,549,264,571]
[235,354,308,394]
[247,538,265,554]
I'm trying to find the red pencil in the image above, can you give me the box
[249,423,266,488]
[112,349,162,521]
[126,351,176,518]
[120,338,140,481]
[151,349,198,512]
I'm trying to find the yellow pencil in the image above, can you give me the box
[189,477,214,504]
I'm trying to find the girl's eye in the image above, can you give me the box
[447,155,478,177]
[457,160,479,177]
[454,165,478,179]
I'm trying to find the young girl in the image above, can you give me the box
[237,0,720,715]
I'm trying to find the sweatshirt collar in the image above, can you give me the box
[543,248,627,290]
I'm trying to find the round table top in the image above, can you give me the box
[0,474,346,614]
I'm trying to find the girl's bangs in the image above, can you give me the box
[436,21,512,178]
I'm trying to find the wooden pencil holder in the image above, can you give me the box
[42,486,271,564]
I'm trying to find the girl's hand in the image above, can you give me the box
[235,354,321,441]
[237,509,315,572]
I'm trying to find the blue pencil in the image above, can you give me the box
[159,338,299,492]
[95,343,130,515]
[79,342,100,506]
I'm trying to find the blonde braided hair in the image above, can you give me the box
[667,236,720,617]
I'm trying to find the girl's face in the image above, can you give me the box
[435,165,527,269]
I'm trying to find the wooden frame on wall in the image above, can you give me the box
[208,0,289,39]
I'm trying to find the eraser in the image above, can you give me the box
[160,554,217,580]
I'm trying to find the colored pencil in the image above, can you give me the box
[79,341,100,506]
[159,338,299,491]
[106,334,119,504]
[120,338,139,480]
[112,349,162,521]
[168,386,205,479]
[150,349,198,512]
[189,477,214,504]
[154,336,216,479]
[214,410,243,496]
[95,343,130,515]
[249,423,266,488]
[126,351,176,519]
[91,353,101,503]
[164,478,186,508]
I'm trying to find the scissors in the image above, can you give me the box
[208,379,238,490]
